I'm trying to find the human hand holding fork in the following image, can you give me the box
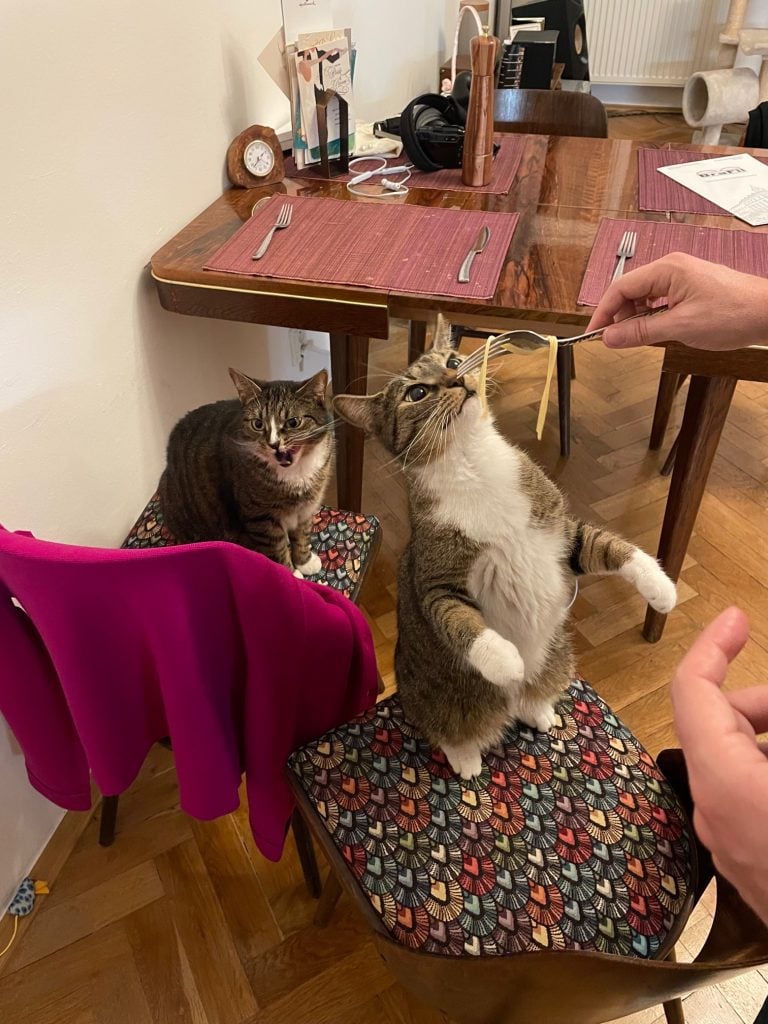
[252,202,293,260]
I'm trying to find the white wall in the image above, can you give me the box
[0,0,455,912]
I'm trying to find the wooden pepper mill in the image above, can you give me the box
[461,28,498,187]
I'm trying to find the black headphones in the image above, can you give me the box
[399,93,468,172]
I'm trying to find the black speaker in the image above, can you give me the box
[513,31,558,91]
[514,0,589,81]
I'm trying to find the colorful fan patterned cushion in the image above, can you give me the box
[122,493,380,601]
[289,679,696,959]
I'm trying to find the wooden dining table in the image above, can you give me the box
[149,134,768,642]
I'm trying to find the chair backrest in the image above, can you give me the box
[494,88,608,138]
[0,525,377,861]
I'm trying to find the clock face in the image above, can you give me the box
[243,139,275,177]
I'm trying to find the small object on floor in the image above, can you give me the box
[1,878,49,957]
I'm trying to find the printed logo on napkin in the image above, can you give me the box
[658,153,768,226]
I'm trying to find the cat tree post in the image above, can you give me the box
[682,66,759,144]
[720,0,750,45]
[739,30,768,102]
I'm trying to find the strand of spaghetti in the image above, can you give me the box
[535,336,558,440]
[477,334,494,417]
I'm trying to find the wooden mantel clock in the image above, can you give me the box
[226,125,284,188]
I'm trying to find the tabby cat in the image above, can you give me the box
[158,368,333,577]
[334,348,676,779]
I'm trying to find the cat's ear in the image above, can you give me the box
[229,368,262,405]
[297,369,328,403]
[333,393,378,434]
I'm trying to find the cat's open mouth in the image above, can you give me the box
[274,446,300,467]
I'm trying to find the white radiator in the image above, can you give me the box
[584,0,730,86]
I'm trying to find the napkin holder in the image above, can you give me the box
[314,87,350,179]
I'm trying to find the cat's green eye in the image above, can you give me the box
[446,355,462,369]
[404,384,429,403]
[285,417,302,429]
[252,418,264,430]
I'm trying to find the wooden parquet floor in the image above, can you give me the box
[2,113,768,1024]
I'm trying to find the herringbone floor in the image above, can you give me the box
[2,113,768,1024]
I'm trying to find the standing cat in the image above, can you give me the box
[334,348,676,779]
[159,368,332,577]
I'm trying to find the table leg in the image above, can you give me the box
[643,374,736,643]
[650,370,685,452]
[408,320,428,364]
[330,333,369,513]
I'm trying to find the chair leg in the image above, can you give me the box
[570,349,576,380]
[314,871,344,927]
[661,430,681,477]
[650,372,686,451]
[99,794,119,847]
[662,946,686,1024]
[408,320,428,364]
[291,808,322,899]
[556,346,572,458]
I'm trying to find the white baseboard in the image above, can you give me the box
[591,83,684,110]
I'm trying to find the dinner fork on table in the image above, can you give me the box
[611,229,637,282]
[252,202,293,260]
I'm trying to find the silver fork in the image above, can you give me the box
[252,202,293,260]
[455,305,670,376]
[611,229,637,282]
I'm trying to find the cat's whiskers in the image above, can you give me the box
[404,400,455,471]
[400,406,445,472]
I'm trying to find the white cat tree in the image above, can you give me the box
[682,0,767,143]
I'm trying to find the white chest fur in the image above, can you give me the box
[413,416,570,677]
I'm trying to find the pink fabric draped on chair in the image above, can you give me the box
[0,525,378,860]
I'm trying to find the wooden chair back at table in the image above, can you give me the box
[298,748,768,1024]
[494,88,608,138]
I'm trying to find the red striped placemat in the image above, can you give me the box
[204,195,519,300]
[284,135,526,195]
[638,147,768,215]
[578,216,768,305]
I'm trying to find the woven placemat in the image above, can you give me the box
[285,135,526,196]
[638,147,768,216]
[204,194,519,300]
[579,216,768,305]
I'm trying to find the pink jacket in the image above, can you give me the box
[0,526,377,860]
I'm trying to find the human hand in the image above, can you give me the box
[671,607,768,925]
[586,253,768,351]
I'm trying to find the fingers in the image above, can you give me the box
[671,607,750,756]
[602,309,677,349]
[586,260,677,335]
[728,686,768,735]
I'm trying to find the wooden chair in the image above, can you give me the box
[288,688,768,1024]
[408,89,609,457]
[97,492,383,899]
[493,88,608,139]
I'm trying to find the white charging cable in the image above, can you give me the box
[345,156,413,199]
[442,4,485,94]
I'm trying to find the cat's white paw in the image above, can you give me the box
[292,568,304,579]
[441,741,484,780]
[622,551,677,613]
[467,629,525,689]
[295,552,322,577]
[514,694,558,734]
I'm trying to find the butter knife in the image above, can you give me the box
[457,226,491,283]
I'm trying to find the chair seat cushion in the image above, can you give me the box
[288,679,696,959]
[122,493,380,600]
